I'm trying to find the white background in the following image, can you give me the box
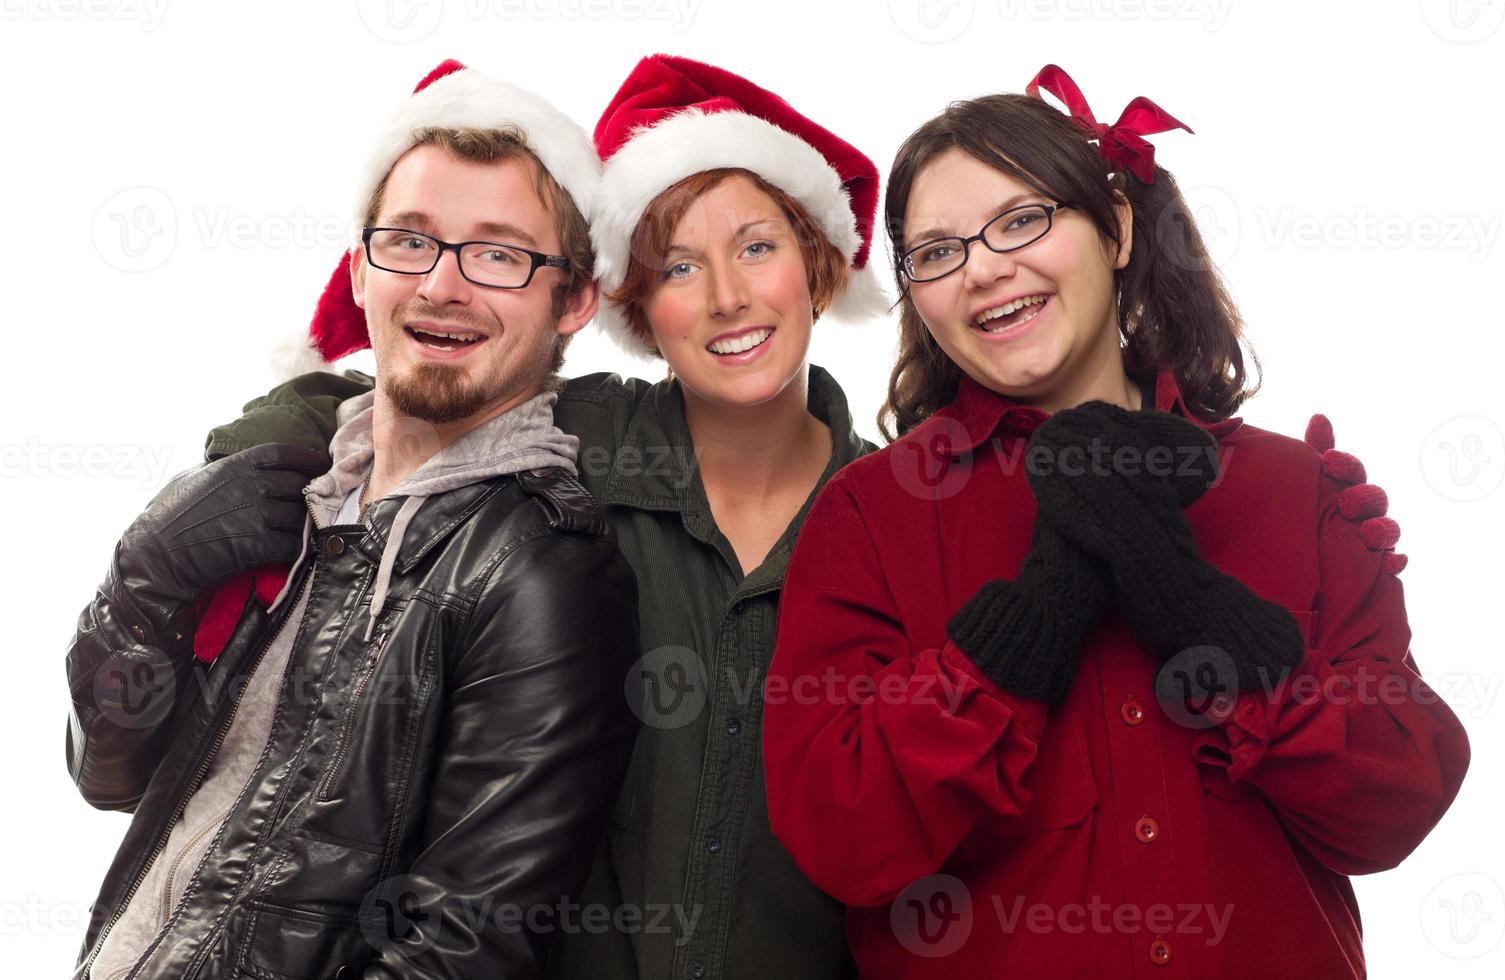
[3,0,1502,975]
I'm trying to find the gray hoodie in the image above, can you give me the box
[92,385,579,980]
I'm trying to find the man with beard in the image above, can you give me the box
[66,60,639,980]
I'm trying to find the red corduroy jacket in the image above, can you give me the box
[764,366,1470,979]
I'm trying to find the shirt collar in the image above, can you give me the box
[601,363,871,511]
[934,363,1244,458]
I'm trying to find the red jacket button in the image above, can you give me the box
[1149,937,1172,965]
[1135,816,1160,843]
[1121,699,1144,726]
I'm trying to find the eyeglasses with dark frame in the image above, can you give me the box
[361,226,570,289]
[900,203,1073,284]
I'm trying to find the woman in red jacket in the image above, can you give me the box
[763,65,1470,979]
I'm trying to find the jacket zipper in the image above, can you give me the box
[78,499,321,979]
[180,492,385,977]
[156,801,235,922]
[317,627,391,802]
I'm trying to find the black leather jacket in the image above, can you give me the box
[65,467,641,979]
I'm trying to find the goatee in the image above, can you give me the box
[383,361,492,424]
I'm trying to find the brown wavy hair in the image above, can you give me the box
[879,94,1261,440]
[608,168,849,357]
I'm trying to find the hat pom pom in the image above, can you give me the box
[270,329,334,381]
[822,262,893,327]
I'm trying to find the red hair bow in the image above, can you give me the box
[1025,64,1193,185]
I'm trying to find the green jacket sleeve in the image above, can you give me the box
[203,369,375,461]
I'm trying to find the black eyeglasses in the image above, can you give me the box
[901,203,1072,283]
[361,227,569,289]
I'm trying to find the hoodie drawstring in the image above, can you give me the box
[364,495,426,642]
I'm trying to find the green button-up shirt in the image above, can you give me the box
[204,364,874,980]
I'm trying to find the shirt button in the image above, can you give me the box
[726,718,741,735]
[690,965,706,979]
[1120,698,1144,726]
[130,624,147,643]
[326,535,345,557]
[1135,816,1160,844]
[708,837,722,854]
[1149,936,1172,965]
[732,601,745,615]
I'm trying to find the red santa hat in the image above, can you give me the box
[589,54,889,356]
[275,58,602,379]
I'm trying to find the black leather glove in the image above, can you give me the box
[65,442,329,809]
[947,511,1114,705]
[1026,400,1304,693]
[117,442,330,636]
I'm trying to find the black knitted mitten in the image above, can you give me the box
[947,516,1114,704]
[1027,400,1305,693]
